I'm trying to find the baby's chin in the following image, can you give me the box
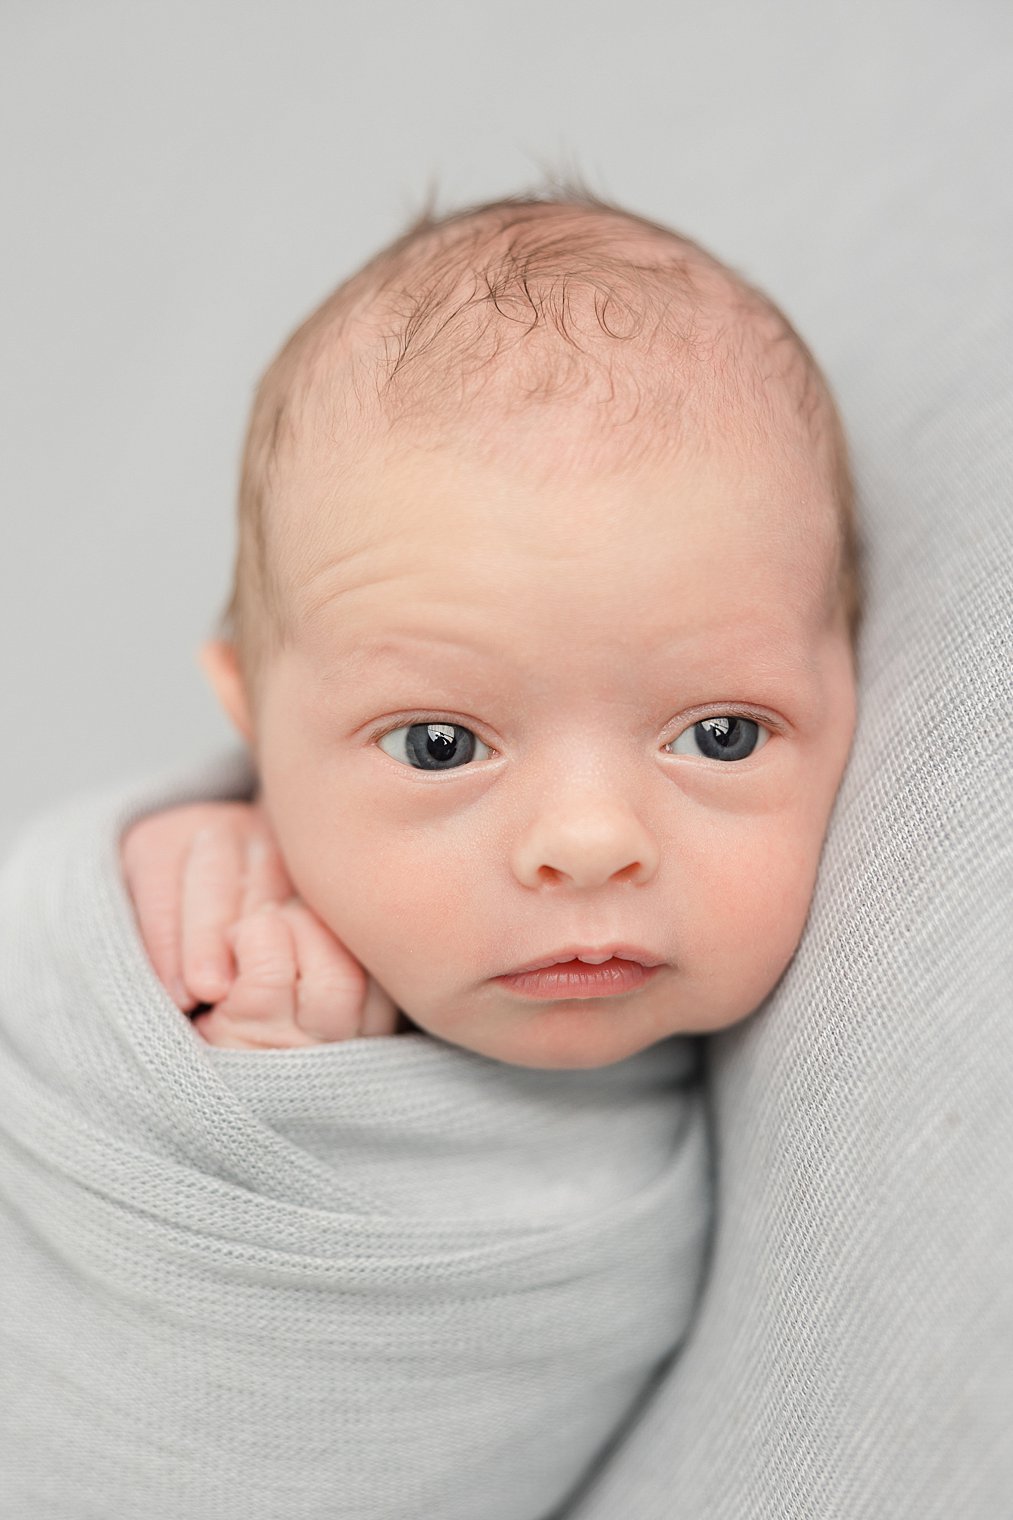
[400,977,695,1070]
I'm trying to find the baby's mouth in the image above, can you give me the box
[493,958,664,1001]
[502,944,664,975]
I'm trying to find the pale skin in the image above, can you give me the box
[123,389,858,1070]
[121,803,402,1045]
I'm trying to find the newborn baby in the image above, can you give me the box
[95,188,864,1516]
[123,188,861,1070]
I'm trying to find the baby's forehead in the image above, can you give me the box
[279,408,840,642]
[293,341,824,533]
[266,205,845,600]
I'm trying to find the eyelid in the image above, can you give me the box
[668,704,786,738]
[368,705,786,747]
[368,711,494,745]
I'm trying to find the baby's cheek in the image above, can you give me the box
[277,825,443,994]
[682,818,823,1026]
[737,875,811,989]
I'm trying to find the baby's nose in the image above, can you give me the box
[511,801,659,889]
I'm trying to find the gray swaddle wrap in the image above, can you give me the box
[0,747,711,1519]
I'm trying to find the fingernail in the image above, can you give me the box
[171,979,190,1006]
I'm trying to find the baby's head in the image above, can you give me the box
[203,186,862,1069]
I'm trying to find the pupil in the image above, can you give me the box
[701,717,734,746]
[695,716,759,762]
[427,723,457,759]
[404,721,476,770]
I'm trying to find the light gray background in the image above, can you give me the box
[1,0,1006,854]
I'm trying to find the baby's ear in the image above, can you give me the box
[198,641,253,743]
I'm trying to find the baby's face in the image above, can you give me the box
[231,408,856,1069]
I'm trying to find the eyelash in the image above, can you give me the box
[369,708,779,757]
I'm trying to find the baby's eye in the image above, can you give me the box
[666,715,769,763]
[377,721,492,772]
[376,715,769,772]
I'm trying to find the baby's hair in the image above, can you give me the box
[219,173,863,711]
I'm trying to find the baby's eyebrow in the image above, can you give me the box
[305,631,514,696]
[318,631,499,672]
[313,629,821,698]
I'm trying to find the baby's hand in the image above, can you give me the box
[192,898,400,1048]
[121,802,293,1011]
[120,802,400,1042]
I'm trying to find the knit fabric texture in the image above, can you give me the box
[0,754,709,1518]
[564,12,1013,1513]
[4,4,1013,1514]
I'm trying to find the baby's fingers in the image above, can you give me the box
[121,805,218,1011]
[239,815,295,917]
[192,901,399,1049]
[180,823,245,1005]
[281,900,373,1042]
[193,905,303,1049]
[182,808,294,1003]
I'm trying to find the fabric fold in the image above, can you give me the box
[0,749,710,1520]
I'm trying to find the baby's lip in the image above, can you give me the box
[501,945,665,975]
